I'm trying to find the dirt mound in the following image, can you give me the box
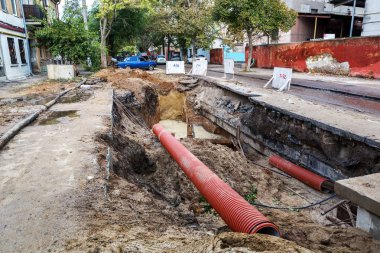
[174,232,313,252]
[95,68,175,95]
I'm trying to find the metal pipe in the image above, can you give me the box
[269,155,334,192]
[350,0,357,37]
[153,123,280,236]
[314,17,318,39]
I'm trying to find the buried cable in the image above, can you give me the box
[250,194,337,211]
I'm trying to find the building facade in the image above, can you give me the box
[0,0,31,80]
[23,0,59,73]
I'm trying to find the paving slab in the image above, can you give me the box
[335,173,380,217]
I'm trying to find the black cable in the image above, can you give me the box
[250,194,336,211]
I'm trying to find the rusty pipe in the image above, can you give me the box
[269,155,334,192]
[153,123,280,236]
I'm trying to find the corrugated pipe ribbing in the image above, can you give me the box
[269,155,334,192]
[153,123,280,236]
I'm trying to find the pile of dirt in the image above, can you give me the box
[95,68,176,95]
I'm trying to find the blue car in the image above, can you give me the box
[117,56,157,70]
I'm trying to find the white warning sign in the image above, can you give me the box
[191,58,208,76]
[224,59,234,75]
[166,61,185,74]
[264,67,293,91]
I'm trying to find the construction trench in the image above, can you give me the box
[2,69,380,251]
[45,68,377,252]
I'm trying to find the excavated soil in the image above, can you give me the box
[65,69,380,252]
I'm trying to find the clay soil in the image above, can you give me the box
[58,69,380,253]
[0,78,78,136]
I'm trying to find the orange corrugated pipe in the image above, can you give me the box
[269,155,334,192]
[153,123,280,236]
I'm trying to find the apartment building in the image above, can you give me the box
[0,0,31,80]
[23,0,59,73]
[273,0,364,43]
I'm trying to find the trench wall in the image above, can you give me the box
[196,79,380,180]
[245,36,380,78]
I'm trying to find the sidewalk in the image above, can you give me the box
[207,64,380,100]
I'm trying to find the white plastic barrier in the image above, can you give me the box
[224,59,234,78]
[264,67,292,91]
[191,58,208,76]
[166,61,185,74]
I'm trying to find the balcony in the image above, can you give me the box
[23,5,45,21]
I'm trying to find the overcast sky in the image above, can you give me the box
[58,0,96,18]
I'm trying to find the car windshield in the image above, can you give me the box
[157,55,165,58]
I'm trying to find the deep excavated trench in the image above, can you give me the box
[73,69,380,252]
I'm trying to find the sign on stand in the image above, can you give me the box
[223,59,234,79]
[264,67,292,91]
[166,61,185,74]
[191,58,208,76]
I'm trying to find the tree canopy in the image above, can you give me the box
[34,0,100,67]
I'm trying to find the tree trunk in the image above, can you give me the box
[100,18,108,68]
[247,30,253,72]
[167,36,171,60]
[100,36,107,68]
[162,37,165,56]
[82,0,88,30]
[191,38,196,64]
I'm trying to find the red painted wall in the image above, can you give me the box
[210,48,224,65]
[246,36,380,79]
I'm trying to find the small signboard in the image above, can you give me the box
[264,67,292,91]
[224,59,234,77]
[166,61,185,74]
[191,58,208,76]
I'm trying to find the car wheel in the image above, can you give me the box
[148,65,154,71]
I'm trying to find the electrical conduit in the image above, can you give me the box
[269,155,334,192]
[153,123,280,236]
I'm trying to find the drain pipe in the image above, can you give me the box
[269,155,334,192]
[153,123,280,236]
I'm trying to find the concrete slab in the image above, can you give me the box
[207,65,380,100]
[335,173,380,217]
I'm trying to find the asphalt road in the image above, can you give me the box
[158,65,380,117]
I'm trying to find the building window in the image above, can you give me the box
[11,0,17,15]
[18,40,26,64]
[7,38,18,65]
[1,0,7,12]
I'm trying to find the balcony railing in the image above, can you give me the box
[23,5,45,20]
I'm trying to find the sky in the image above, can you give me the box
[58,0,96,18]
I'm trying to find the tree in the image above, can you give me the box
[213,0,296,71]
[97,0,129,68]
[34,0,100,68]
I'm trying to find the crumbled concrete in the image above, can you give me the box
[306,53,350,75]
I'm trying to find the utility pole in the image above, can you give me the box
[82,0,88,30]
[349,0,357,37]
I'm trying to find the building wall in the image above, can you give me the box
[0,0,31,80]
[245,36,380,79]
[1,35,30,79]
[362,0,380,36]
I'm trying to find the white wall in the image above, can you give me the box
[0,35,31,80]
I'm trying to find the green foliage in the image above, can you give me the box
[244,184,258,203]
[213,0,297,40]
[34,0,100,68]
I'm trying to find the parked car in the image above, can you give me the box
[169,56,182,61]
[156,55,166,64]
[187,55,206,63]
[117,56,157,70]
